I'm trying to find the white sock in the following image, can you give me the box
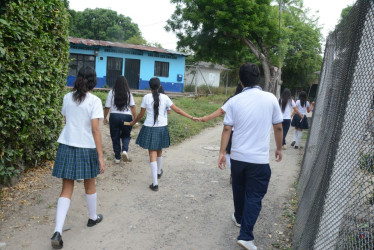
[157,157,162,174]
[296,130,303,146]
[85,193,98,220]
[293,129,298,142]
[225,154,231,169]
[150,161,158,186]
[54,197,71,234]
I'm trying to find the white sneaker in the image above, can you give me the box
[114,159,120,164]
[232,213,241,227]
[282,145,287,150]
[121,151,128,162]
[237,240,257,250]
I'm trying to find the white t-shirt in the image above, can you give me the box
[141,93,173,127]
[296,100,310,115]
[58,92,104,148]
[280,99,296,119]
[105,90,135,115]
[222,88,283,164]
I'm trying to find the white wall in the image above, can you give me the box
[185,67,221,87]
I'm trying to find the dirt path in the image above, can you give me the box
[0,122,303,250]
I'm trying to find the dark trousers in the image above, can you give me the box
[231,159,271,241]
[109,113,133,160]
[282,119,291,145]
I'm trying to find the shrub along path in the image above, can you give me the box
[0,122,303,249]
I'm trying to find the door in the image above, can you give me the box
[125,59,140,89]
[106,57,123,88]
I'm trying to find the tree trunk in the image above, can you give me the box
[242,38,280,94]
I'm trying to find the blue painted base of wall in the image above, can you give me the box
[139,79,183,92]
[67,76,106,88]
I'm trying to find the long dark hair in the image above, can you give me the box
[72,66,97,104]
[279,88,291,112]
[299,91,307,107]
[113,76,131,111]
[223,82,243,104]
[149,77,161,125]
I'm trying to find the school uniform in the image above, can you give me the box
[280,99,296,145]
[52,92,103,180]
[291,100,310,129]
[222,87,283,242]
[136,93,173,150]
[105,90,135,160]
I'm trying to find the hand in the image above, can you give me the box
[275,149,282,162]
[103,118,108,125]
[129,121,135,126]
[99,158,105,174]
[192,117,200,122]
[218,153,226,170]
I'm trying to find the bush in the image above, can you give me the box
[0,0,70,184]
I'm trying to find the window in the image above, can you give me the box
[68,54,96,76]
[154,61,169,77]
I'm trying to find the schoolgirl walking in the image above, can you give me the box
[130,77,195,191]
[50,66,105,249]
[291,91,313,149]
[104,76,136,163]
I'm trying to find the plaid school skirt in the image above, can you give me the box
[291,113,309,129]
[52,143,100,180]
[136,125,170,150]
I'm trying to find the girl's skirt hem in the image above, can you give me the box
[291,114,309,129]
[52,144,100,180]
[136,125,170,150]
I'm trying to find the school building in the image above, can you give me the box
[67,37,187,92]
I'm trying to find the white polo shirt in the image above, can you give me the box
[141,93,173,127]
[280,99,296,119]
[105,90,135,115]
[222,88,283,164]
[57,92,104,148]
[296,100,310,115]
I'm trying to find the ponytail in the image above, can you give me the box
[149,77,161,125]
[72,66,97,104]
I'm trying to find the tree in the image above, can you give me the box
[166,0,322,94]
[339,5,353,22]
[68,8,145,43]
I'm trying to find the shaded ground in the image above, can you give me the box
[0,121,304,249]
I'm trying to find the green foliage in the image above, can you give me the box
[339,5,353,22]
[359,153,374,174]
[68,8,144,43]
[0,0,70,184]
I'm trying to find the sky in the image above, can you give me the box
[68,0,357,51]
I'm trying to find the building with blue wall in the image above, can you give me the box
[68,37,186,92]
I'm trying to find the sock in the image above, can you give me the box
[225,154,231,169]
[293,129,298,142]
[150,161,158,186]
[54,197,71,234]
[157,157,162,174]
[85,193,98,220]
[296,130,303,146]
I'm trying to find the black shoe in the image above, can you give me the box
[291,141,296,146]
[295,146,299,149]
[51,232,63,249]
[87,214,103,227]
[157,169,163,179]
[149,183,159,191]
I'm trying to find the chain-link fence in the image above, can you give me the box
[293,0,374,249]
